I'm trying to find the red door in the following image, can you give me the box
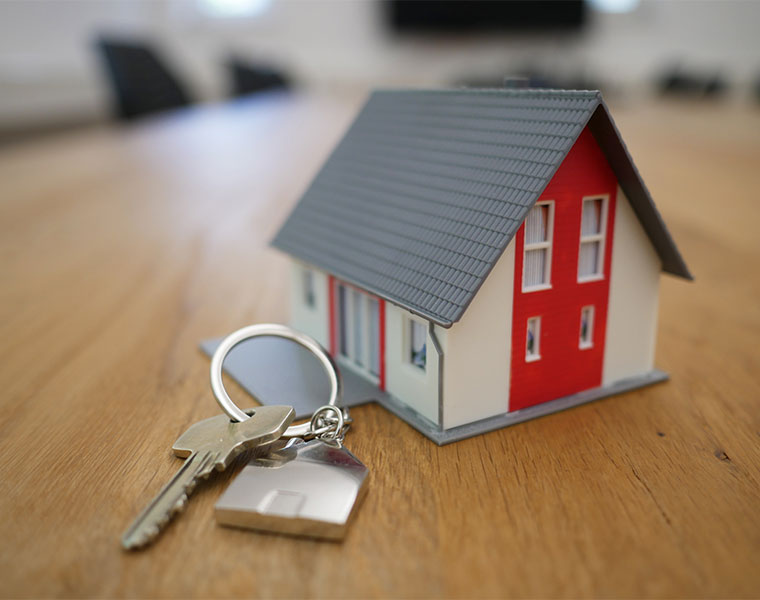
[509,128,617,411]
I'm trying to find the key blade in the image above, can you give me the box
[173,406,295,464]
[121,450,214,550]
[123,407,295,550]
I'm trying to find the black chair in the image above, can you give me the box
[226,56,290,98]
[656,65,728,99]
[95,37,193,121]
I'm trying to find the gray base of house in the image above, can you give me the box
[201,337,668,445]
[376,369,669,445]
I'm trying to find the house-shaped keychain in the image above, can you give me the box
[270,88,691,444]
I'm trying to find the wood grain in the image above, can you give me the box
[0,92,758,598]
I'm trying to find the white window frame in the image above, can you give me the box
[525,316,541,362]
[579,305,595,349]
[405,317,427,373]
[578,195,609,282]
[334,281,380,381]
[302,267,316,309]
[522,201,555,292]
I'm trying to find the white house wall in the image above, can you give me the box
[289,261,329,348]
[603,187,661,385]
[384,304,441,425]
[442,240,515,430]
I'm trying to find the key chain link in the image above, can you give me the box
[308,405,352,444]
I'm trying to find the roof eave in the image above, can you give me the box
[273,251,456,327]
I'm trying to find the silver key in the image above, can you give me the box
[122,405,295,550]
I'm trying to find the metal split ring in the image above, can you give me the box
[209,323,343,439]
[310,405,345,441]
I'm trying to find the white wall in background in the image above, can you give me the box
[0,0,759,130]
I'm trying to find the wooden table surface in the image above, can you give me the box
[1,92,759,599]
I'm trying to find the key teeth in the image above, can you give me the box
[123,524,160,550]
[122,489,193,551]
[143,525,160,544]
[172,494,188,514]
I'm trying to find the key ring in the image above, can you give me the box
[209,323,343,439]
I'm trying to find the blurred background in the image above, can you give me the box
[2,6,760,594]
[1,0,759,144]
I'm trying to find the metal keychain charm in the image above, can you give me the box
[210,324,368,540]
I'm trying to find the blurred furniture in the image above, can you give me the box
[95,37,193,120]
[226,56,290,98]
[0,94,759,597]
[656,65,728,99]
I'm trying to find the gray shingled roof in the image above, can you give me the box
[272,88,691,327]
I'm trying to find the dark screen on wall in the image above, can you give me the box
[386,0,587,33]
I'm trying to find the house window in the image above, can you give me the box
[302,268,315,309]
[408,319,427,371]
[526,316,541,361]
[523,202,554,290]
[579,305,595,349]
[335,282,380,378]
[337,284,348,355]
[368,298,380,375]
[578,196,608,281]
[352,288,364,367]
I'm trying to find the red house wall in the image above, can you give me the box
[509,127,618,411]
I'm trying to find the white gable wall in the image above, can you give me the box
[442,240,516,430]
[384,305,442,425]
[603,187,661,384]
[289,261,329,349]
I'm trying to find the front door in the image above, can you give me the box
[333,280,382,385]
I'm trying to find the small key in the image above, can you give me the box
[122,405,295,550]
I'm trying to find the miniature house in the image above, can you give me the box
[272,89,691,444]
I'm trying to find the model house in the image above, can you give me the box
[272,88,691,444]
